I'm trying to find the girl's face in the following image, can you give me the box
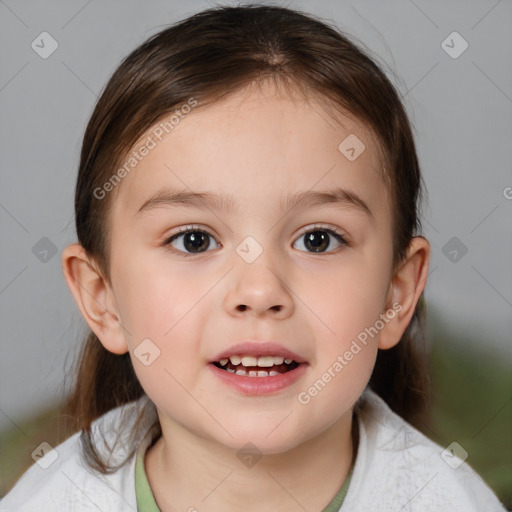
[107,82,398,453]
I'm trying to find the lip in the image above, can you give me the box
[208,360,308,395]
[208,341,308,396]
[210,341,307,364]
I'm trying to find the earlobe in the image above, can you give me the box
[61,243,129,355]
[378,236,430,350]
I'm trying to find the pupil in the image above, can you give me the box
[305,231,328,252]
[185,232,209,252]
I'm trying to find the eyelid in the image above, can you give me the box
[164,224,220,244]
[293,224,350,253]
[162,225,221,259]
[163,223,349,257]
[296,223,342,237]
[165,223,345,240]
[295,223,349,246]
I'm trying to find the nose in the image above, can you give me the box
[223,254,295,320]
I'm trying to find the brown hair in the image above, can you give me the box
[63,3,431,473]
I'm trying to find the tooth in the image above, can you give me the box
[257,356,274,367]
[273,356,284,365]
[230,355,242,365]
[269,371,279,376]
[257,370,269,377]
[248,370,258,377]
[235,369,247,376]
[219,358,228,366]
[284,358,293,364]
[226,368,236,373]
[241,356,257,367]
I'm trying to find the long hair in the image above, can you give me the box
[62,4,430,473]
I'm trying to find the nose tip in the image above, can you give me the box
[224,252,295,320]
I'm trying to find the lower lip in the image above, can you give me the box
[208,363,308,395]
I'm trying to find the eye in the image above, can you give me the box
[293,225,348,253]
[164,226,220,256]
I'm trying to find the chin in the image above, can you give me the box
[209,423,306,457]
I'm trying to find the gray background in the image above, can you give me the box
[1,0,511,433]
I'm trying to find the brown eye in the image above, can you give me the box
[293,227,347,253]
[165,228,219,256]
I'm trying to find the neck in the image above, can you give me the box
[145,410,358,512]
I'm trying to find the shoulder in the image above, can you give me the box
[342,388,508,512]
[0,396,155,512]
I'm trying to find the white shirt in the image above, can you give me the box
[0,389,507,511]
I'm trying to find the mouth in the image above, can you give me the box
[212,355,300,377]
[208,342,308,395]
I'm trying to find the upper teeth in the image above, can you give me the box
[218,355,294,367]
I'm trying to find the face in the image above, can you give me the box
[106,81,395,454]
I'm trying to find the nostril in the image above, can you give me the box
[236,305,282,312]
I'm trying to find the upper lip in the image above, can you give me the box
[210,341,307,364]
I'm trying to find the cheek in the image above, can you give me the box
[297,252,390,347]
[108,254,202,390]
[113,251,205,343]
[115,258,209,409]
[112,250,221,366]
[302,249,391,414]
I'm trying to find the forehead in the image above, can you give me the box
[110,82,390,224]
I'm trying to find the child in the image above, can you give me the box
[1,4,507,511]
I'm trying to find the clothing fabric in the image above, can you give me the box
[0,388,507,511]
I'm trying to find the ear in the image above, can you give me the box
[61,243,128,355]
[378,236,430,350]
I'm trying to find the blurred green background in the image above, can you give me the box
[425,321,512,509]
[1,312,511,508]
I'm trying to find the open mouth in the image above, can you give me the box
[213,355,300,377]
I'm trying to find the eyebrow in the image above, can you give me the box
[135,187,373,219]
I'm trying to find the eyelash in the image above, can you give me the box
[295,225,349,256]
[163,224,349,258]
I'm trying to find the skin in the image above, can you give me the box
[62,80,430,511]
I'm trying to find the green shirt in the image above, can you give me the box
[135,446,353,511]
